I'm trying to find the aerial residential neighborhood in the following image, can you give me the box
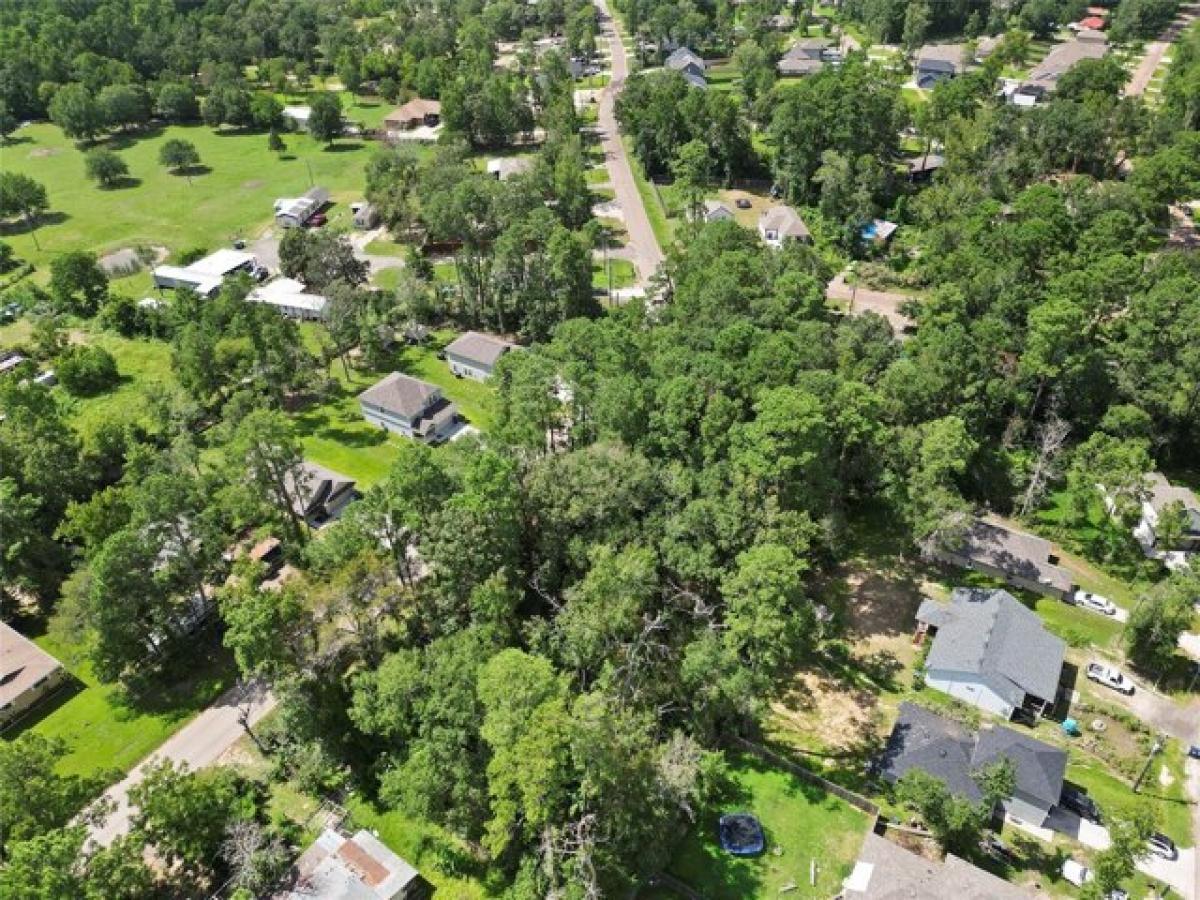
[2,0,1200,897]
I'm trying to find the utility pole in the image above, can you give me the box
[1133,733,1165,794]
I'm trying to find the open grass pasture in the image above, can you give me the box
[2,122,375,270]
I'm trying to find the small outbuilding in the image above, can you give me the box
[274,186,330,229]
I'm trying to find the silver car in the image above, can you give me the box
[1075,591,1117,615]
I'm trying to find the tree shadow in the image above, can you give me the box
[1,135,33,147]
[278,154,298,161]
[323,141,365,153]
[0,678,85,737]
[0,211,69,235]
[175,164,213,179]
[101,176,142,190]
[102,124,165,151]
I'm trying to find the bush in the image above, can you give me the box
[176,246,209,266]
[56,344,119,396]
[0,241,16,274]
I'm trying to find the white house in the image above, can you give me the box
[274,186,330,229]
[1132,472,1200,567]
[358,372,460,442]
[248,277,327,320]
[1,622,67,725]
[282,105,311,131]
[758,205,810,247]
[699,200,735,223]
[916,587,1066,720]
[444,331,518,381]
[152,249,263,297]
[487,157,535,181]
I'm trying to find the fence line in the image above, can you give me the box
[729,736,881,821]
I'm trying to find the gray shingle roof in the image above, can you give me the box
[444,331,515,368]
[879,703,1066,811]
[844,833,1035,899]
[971,724,1067,807]
[918,587,1066,705]
[665,47,706,72]
[357,372,440,419]
[944,518,1076,596]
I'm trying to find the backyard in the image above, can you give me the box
[666,752,870,898]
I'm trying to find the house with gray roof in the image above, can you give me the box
[284,461,359,528]
[914,44,967,88]
[843,832,1034,899]
[878,702,1067,827]
[664,47,707,80]
[1134,472,1200,554]
[778,38,829,77]
[1013,35,1107,105]
[758,205,811,247]
[916,587,1066,720]
[358,372,460,442]
[444,331,518,381]
[273,827,429,899]
[930,517,1076,600]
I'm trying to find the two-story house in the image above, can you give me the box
[358,372,460,443]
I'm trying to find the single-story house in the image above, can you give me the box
[384,99,442,134]
[1134,472,1200,554]
[284,461,359,528]
[915,587,1066,720]
[843,832,1034,899]
[248,277,327,321]
[1,621,68,726]
[271,828,430,900]
[915,44,968,89]
[352,201,380,230]
[358,372,460,442]
[282,105,311,130]
[1014,35,1107,104]
[486,157,534,181]
[778,38,828,77]
[664,47,707,80]
[904,153,944,182]
[758,205,811,247]
[0,351,29,376]
[274,186,330,229]
[930,517,1076,601]
[444,331,518,381]
[878,702,1067,828]
[153,249,264,297]
[698,199,734,223]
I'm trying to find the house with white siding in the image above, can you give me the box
[915,587,1066,721]
[1,622,67,725]
[444,331,518,381]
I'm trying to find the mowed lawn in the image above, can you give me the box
[669,752,870,898]
[16,624,234,780]
[2,121,374,268]
[295,325,497,486]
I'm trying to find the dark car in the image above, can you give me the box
[735,198,753,209]
[979,833,1018,864]
[1188,744,1200,759]
[307,212,327,227]
[1148,832,1177,860]
[1060,785,1101,823]
[718,813,764,857]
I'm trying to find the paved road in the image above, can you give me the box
[86,680,277,847]
[826,271,916,333]
[1125,3,1198,97]
[593,0,664,285]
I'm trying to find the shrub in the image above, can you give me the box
[56,344,119,396]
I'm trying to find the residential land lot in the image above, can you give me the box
[666,752,870,898]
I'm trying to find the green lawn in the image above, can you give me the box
[3,121,377,270]
[592,257,636,291]
[364,237,408,256]
[14,623,235,780]
[294,325,497,486]
[65,332,177,438]
[668,752,870,899]
[1068,743,1193,849]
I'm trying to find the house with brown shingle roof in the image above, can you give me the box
[1,622,67,725]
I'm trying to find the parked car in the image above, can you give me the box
[1062,859,1093,887]
[1106,890,1129,900]
[1086,662,1135,695]
[735,198,752,209]
[1148,832,1177,860]
[1074,591,1117,615]
[1188,744,1200,759]
[1059,785,1101,822]
[979,833,1018,864]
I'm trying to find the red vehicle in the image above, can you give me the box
[307,212,327,227]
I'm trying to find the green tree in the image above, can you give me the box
[249,93,284,131]
[155,83,199,122]
[308,91,343,145]
[220,580,314,681]
[56,344,119,395]
[48,83,103,142]
[670,138,712,223]
[159,138,201,183]
[267,128,286,156]
[0,101,17,143]
[49,251,108,316]
[0,172,49,248]
[902,0,931,52]
[1085,804,1156,898]
[97,84,150,131]
[1126,571,1199,671]
[84,147,129,188]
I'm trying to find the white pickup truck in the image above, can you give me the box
[1086,662,1135,695]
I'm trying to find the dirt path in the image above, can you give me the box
[592,0,664,285]
[1125,3,1198,97]
[85,680,276,847]
[826,270,916,334]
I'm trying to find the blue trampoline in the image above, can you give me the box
[718,812,765,856]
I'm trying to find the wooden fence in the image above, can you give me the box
[729,736,881,821]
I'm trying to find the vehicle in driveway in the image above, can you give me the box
[1189,744,1200,759]
[1148,832,1177,860]
[1059,784,1101,822]
[1062,859,1092,887]
[1086,662,1135,695]
[735,198,752,209]
[1073,590,1117,615]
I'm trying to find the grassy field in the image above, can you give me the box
[668,752,869,899]
[294,325,497,486]
[2,121,376,270]
[10,621,234,779]
[592,257,636,290]
[1068,745,1194,850]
